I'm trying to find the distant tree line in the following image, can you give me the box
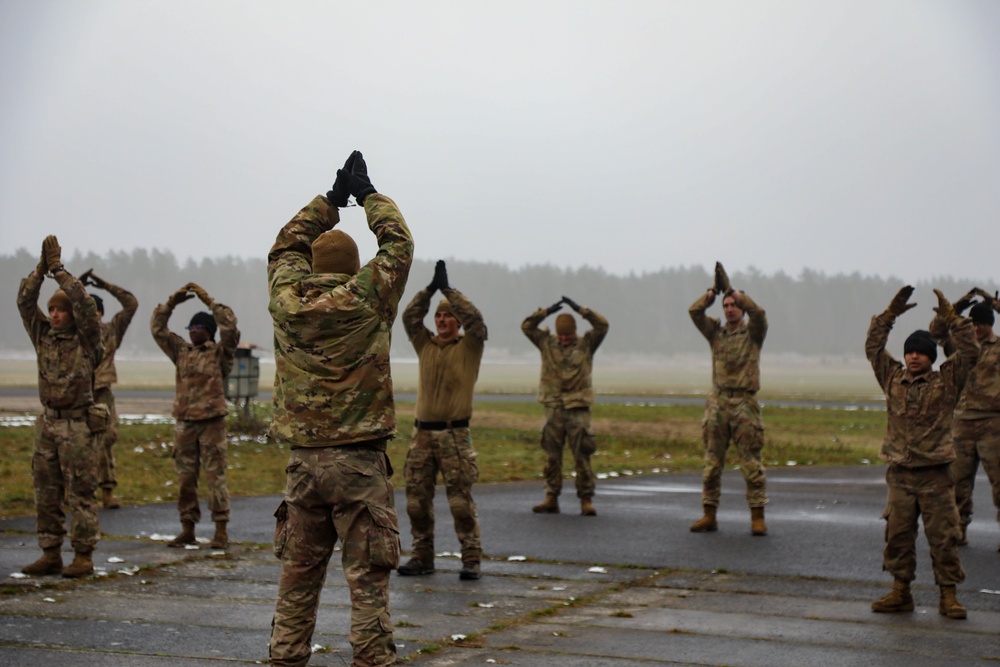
[2,247,994,360]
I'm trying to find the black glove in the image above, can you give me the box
[561,296,581,312]
[886,285,916,317]
[327,151,359,207]
[545,301,563,316]
[427,260,449,292]
[953,289,978,315]
[343,151,377,206]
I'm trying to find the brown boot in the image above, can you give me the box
[871,579,914,613]
[532,494,560,514]
[209,521,229,549]
[689,505,718,532]
[580,497,597,516]
[939,585,967,619]
[62,551,94,578]
[167,520,196,548]
[102,487,121,510]
[751,506,767,536]
[21,547,63,576]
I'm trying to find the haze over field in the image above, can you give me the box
[3,1,1000,283]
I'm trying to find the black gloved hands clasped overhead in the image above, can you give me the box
[561,296,581,312]
[427,260,449,293]
[335,151,377,206]
[327,151,359,207]
[545,301,563,316]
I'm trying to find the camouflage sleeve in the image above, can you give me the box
[56,270,104,365]
[403,288,433,353]
[688,292,720,343]
[865,312,900,393]
[268,195,339,299]
[521,308,550,349]
[212,301,240,377]
[358,194,414,317]
[16,270,47,348]
[443,287,488,344]
[581,306,609,353]
[740,293,768,345]
[105,280,138,344]
[150,302,183,364]
[942,316,980,394]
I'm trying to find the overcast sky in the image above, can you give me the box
[2,1,999,284]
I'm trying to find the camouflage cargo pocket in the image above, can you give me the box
[365,502,400,569]
[272,500,289,559]
[86,404,110,434]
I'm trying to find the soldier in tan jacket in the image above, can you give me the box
[80,270,138,510]
[523,296,609,516]
[151,283,239,550]
[866,286,976,620]
[689,263,769,536]
[398,260,487,580]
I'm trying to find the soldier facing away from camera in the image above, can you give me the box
[688,262,769,535]
[268,151,412,667]
[866,286,975,619]
[80,269,138,510]
[523,296,609,516]
[17,236,105,578]
[151,282,239,550]
[398,260,487,581]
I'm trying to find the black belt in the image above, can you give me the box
[415,418,470,431]
[44,405,90,420]
[718,388,756,398]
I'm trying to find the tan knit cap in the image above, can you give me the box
[436,299,456,318]
[555,313,576,335]
[312,230,360,276]
[47,290,73,315]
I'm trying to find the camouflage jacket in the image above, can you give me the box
[268,193,413,448]
[522,306,609,409]
[955,332,1000,419]
[17,269,104,410]
[403,287,487,422]
[93,280,138,390]
[150,299,239,421]
[689,292,767,393]
[866,311,978,467]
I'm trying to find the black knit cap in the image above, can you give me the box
[904,330,937,363]
[970,301,995,326]
[90,293,104,315]
[188,311,217,339]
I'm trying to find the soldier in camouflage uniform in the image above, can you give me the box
[151,282,239,550]
[267,151,412,667]
[17,236,105,579]
[947,291,1000,549]
[867,286,975,619]
[79,270,138,510]
[398,260,487,580]
[523,296,609,516]
[688,269,769,535]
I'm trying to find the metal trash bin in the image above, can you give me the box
[225,347,260,414]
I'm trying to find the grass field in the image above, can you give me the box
[0,398,886,520]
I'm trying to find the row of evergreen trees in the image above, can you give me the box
[2,247,993,360]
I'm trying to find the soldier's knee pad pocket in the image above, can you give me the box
[365,502,400,569]
[272,500,289,559]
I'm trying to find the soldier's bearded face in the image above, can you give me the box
[904,350,933,376]
[435,312,460,341]
[722,297,743,325]
[48,305,73,328]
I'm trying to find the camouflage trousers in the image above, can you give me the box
[270,442,399,667]
[32,414,100,553]
[172,417,230,523]
[700,392,767,507]
[94,387,119,490]
[403,426,481,563]
[951,416,1000,530]
[541,406,596,499]
[882,464,965,585]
